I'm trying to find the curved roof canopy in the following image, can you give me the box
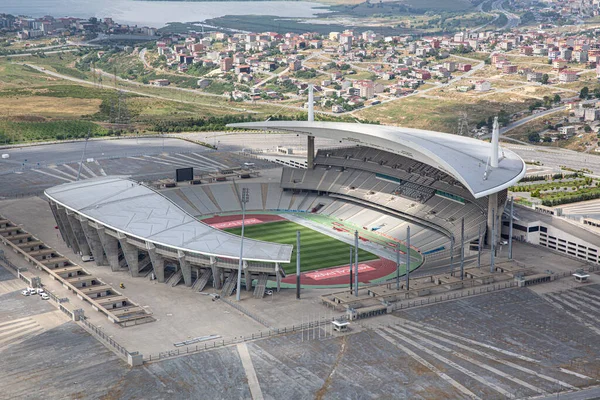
[229,121,526,199]
[45,177,293,263]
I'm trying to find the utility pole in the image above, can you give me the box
[296,230,301,299]
[490,208,496,274]
[477,225,482,269]
[236,188,249,301]
[395,242,400,290]
[508,197,514,260]
[349,247,353,294]
[460,217,465,280]
[354,230,359,297]
[405,226,410,291]
[449,236,455,275]
[76,129,91,181]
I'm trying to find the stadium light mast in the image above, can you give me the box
[236,187,249,301]
[508,197,514,260]
[76,129,91,181]
[354,230,359,297]
[349,247,354,294]
[460,217,465,281]
[395,243,400,291]
[405,226,410,291]
[490,208,496,274]
[296,230,301,300]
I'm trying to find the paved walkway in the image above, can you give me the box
[237,342,264,400]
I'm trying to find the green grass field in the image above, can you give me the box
[225,221,377,274]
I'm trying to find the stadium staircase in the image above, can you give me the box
[253,273,269,299]
[193,268,213,292]
[221,272,237,297]
[166,270,183,287]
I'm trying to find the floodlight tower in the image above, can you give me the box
[307,84,315,168]
[236,187,249,301]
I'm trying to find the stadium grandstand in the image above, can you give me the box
[44,117,525,299]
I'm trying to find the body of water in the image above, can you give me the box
[1,0,327,28]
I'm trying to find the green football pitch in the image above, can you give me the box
[225,220,378,274]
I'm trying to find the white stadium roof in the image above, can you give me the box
[45,177,293,263]
[229,121,526,199]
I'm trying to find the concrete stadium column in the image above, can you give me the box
[48,201,67,244]
[486,193,498,246]
[55,206,80,254]
[276,263,281,292]
[79,219,108,266]
[66,212,91,257]
[244,268,252,292]
[146,243,165,283]
[118,237,140,277]
[210,256,222,289]
[307,136,315,169]
[96,228,121,272]
[178,251,192,287]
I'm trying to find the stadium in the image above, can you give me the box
[43,119,526,301]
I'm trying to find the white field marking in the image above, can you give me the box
[192,152,229,168]
[391,325,547,394]
[381,327,514,398]
[400,319,540,363]
[558,368,592,380]
[374,328,480,400]
[81,162,98,177]
[557,292,600,315]
[0,319,37,333]
[32,169,73,182]
[61,163,90,179]
[543,294,600,336]
[172,153,220,171]
[566,290,600,308]
[94,160,107,176]
[0,316,32,330]
[48,166,78,180]
[237,343,264,400]
[158,153,216,170]
[139,155,192,168]
[399,323,577,390]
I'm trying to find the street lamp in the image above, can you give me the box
[236,187,249,301]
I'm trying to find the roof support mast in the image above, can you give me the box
[491,116,499,168]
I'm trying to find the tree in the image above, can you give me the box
[553,94,561,104]
[497,110,510,127]
[541,74,549,84]
[584,125,592,133]
[528,132,541,142]
[594,87,600,99]
[580,86,589,99]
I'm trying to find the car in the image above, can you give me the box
[82,255,94,262]
[21,290,31,296]
[40,293,50,301]
[36,288,45,295]
[500,240,508,245]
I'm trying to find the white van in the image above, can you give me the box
[82,255,94,262]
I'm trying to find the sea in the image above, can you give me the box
[0,0,327,28]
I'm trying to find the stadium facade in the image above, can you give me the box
[45,120,525,296]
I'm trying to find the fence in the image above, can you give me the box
[0,250,21,273]
[220,297,273,329]
[80,317,131,358]
[144,316,343,362]
[392,281,519,312]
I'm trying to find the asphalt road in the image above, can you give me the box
[0,137,205,171]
